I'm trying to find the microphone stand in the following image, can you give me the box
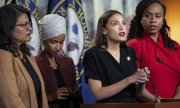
[156,57,180,74]
[143,68,158,103]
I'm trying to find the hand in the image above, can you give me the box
[128,68,150,84]
[68,84,81,99]
[136,67,150,83]
[49,87,70,101]
[141,67,150,78]
[156,97,161,103]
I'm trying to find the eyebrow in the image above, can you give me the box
[49,39,58,42]
[144,11,163,15]
[50,39,65,42]
[111,20,125,23]
[16,20,30,23]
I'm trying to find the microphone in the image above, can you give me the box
[136,58,158,102]
[156,57,180,74]
[143,68,158,103]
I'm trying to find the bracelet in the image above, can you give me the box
[154,96,160,103]
[154,97,157,103]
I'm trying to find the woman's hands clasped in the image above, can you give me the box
[50,87,70,100]
[48,84,82,101]
[128,67,150,84]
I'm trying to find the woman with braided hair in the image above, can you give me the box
[127,0,180,103]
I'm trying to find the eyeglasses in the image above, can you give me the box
[16,22,32,28]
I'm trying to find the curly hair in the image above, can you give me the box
[128,0,175,49]
[0,4,32,56]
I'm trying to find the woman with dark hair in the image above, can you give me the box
[127,0,180,103]
[0,4,48,108]
[83,10,149,103]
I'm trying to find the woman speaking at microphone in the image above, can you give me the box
[83,10,149,103]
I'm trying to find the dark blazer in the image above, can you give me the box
[0,49,49,108]
[35,51,77,108]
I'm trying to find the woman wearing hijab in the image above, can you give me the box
[36,14,81,108]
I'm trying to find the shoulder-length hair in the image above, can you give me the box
[0,4,32,56]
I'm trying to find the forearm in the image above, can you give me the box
[172,86,180,99]
[136,84,158,103]
[88,77,131,101]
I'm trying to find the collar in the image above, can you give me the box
[143,32,162,42]
[40,50,62,66]
[143,32,164,46]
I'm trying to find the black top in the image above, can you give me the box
[54,69,65,87]
[20,55,42,108]
[54,69,69,108]
[83,46,138,103]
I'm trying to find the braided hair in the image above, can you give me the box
[128,0,175,49]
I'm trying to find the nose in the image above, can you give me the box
[119,23,125,30]
[150,15,157,23]
[27,27,32,34]
[26,23,32,32]
[55,44,62,50]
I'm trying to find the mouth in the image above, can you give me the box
[119,32,125,37]
[53,51,60,54]
[26,32,31,36]
[149,25,157,30]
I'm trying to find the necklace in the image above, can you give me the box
[20,54,26,63]
[22,58,26,63]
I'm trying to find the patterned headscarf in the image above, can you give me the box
[38,14,66,41]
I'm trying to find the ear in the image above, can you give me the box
[102,28,107,35]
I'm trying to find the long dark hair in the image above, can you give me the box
[128,0,175,49]
[93,10,126,48]
[0,4,32,56]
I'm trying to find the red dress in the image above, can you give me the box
[127,33,180,98]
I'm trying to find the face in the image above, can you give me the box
[43,34,65,57]
[141,3,164,36]
[103,13,126,43]
[11,13,32,46]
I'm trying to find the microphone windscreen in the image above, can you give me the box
[156,57,162,62]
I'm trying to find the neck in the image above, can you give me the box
[105,40,120,49]
[44,50,55,58]
[48,56,55,62]
[105,42,121,63]
[46,54,57,69]
[106,43,120,53]
[147,33,159,42]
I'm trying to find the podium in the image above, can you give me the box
[81,101,180,108]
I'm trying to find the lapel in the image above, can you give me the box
[26,55,44,85]
[55,55,69,87]
[14,56,38,108]
[40,52,59,89]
